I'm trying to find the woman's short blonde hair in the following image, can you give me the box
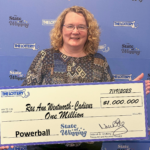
[50,6,100,55]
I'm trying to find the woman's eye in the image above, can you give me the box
[78,26,85,29]
[67,25,73,28]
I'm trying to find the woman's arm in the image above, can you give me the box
[22,50,46,86]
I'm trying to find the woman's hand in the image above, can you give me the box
[0,146,14,150]
[133,73,150,95]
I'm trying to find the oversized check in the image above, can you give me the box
[0,81,148,146]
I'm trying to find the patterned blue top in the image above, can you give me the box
[22,48,114,86]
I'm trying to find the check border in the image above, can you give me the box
[0,80,148,146]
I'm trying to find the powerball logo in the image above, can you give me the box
[1,89,30,98]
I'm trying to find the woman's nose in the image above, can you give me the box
[72,27,80,34]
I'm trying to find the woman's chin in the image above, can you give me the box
[69,42,82,47]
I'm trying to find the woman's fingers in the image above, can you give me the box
[0,146,9,150]
[0,146,14,150]
[145,80,150,95]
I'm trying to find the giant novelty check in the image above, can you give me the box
[0,81,148,146]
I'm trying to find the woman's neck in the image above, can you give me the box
[59,46,86,57]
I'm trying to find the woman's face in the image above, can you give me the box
[62,12,88,49]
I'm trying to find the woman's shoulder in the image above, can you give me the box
[39,48,55,55]
[35,48,57,59]
[93,52,106,61]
